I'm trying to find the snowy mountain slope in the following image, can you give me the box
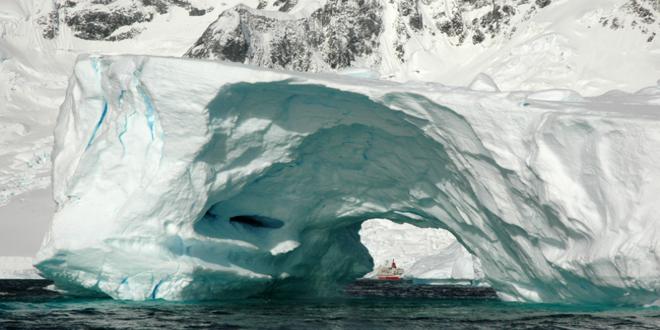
[29,0,660,93]
[185,1,383,71]
[184,0,660,94]
[38,0,215,41]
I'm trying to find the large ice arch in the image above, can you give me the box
[37,55,660,305]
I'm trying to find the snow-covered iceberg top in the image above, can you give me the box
[37,54,660,304]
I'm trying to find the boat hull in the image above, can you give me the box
[377,276,402,281]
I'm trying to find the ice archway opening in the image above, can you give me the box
[159,82,550,301]
[358,219,482,282]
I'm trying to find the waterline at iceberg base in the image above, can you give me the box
[36,55,660,305]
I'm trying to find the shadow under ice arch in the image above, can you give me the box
[179,81,585,302]
[37,56,660,305]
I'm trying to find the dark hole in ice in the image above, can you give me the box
[229,215,284,229]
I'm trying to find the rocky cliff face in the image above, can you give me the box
[183,0,659,72]
[183,0,552,71]
[37,0,659,73]
[599,0,658,42]
[38,0,213,41]
[185,1,382,71]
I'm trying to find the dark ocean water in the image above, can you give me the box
[1,280,660,329]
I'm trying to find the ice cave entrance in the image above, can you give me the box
[359,219,484,285]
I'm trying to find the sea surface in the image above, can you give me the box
[1,281,660,329]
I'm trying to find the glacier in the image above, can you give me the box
[36,54,660,305]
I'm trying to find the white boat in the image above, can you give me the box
[376,259,404,280]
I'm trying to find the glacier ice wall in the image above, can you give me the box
[37,55,660,304]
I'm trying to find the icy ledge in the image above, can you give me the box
[37,55,660,304]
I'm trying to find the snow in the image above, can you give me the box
[407,242,481,281]
[0,257,40,279]
[270,240,300,255]
[468,73,500,92]
[393,0,660,95]
[33,54,660,305]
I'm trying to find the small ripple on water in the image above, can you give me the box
[1,293,660,329]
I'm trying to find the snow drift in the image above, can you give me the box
[37,55,660,304]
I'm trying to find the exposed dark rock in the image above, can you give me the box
[188,7,209,16]
[472,29,485,44]
[627,0,655,24]
[141,0,169,14]
[274,0,298,12]
[399,0,423,31]
[185,0,569,68]
[219,37,249,63]
[64,10,152,40]
[535,0,551,9]
[433,0,536,46]
[391,0,424,62]
[37,6,61,39]
[270,31,312,70]
[313,0,382,69]
[186,1,382,71]
[38,0,213,41]
[598,0,657,36]
[36,0,658,72]
[395,44,405,62]
[438,13,464,38]
[503,5,516,16]
[105,27,145,41]
[600,17,609,27]
[480,5,505,37]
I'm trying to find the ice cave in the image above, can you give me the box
[35,55,660,305]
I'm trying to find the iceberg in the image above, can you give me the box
[37,55,660,304]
